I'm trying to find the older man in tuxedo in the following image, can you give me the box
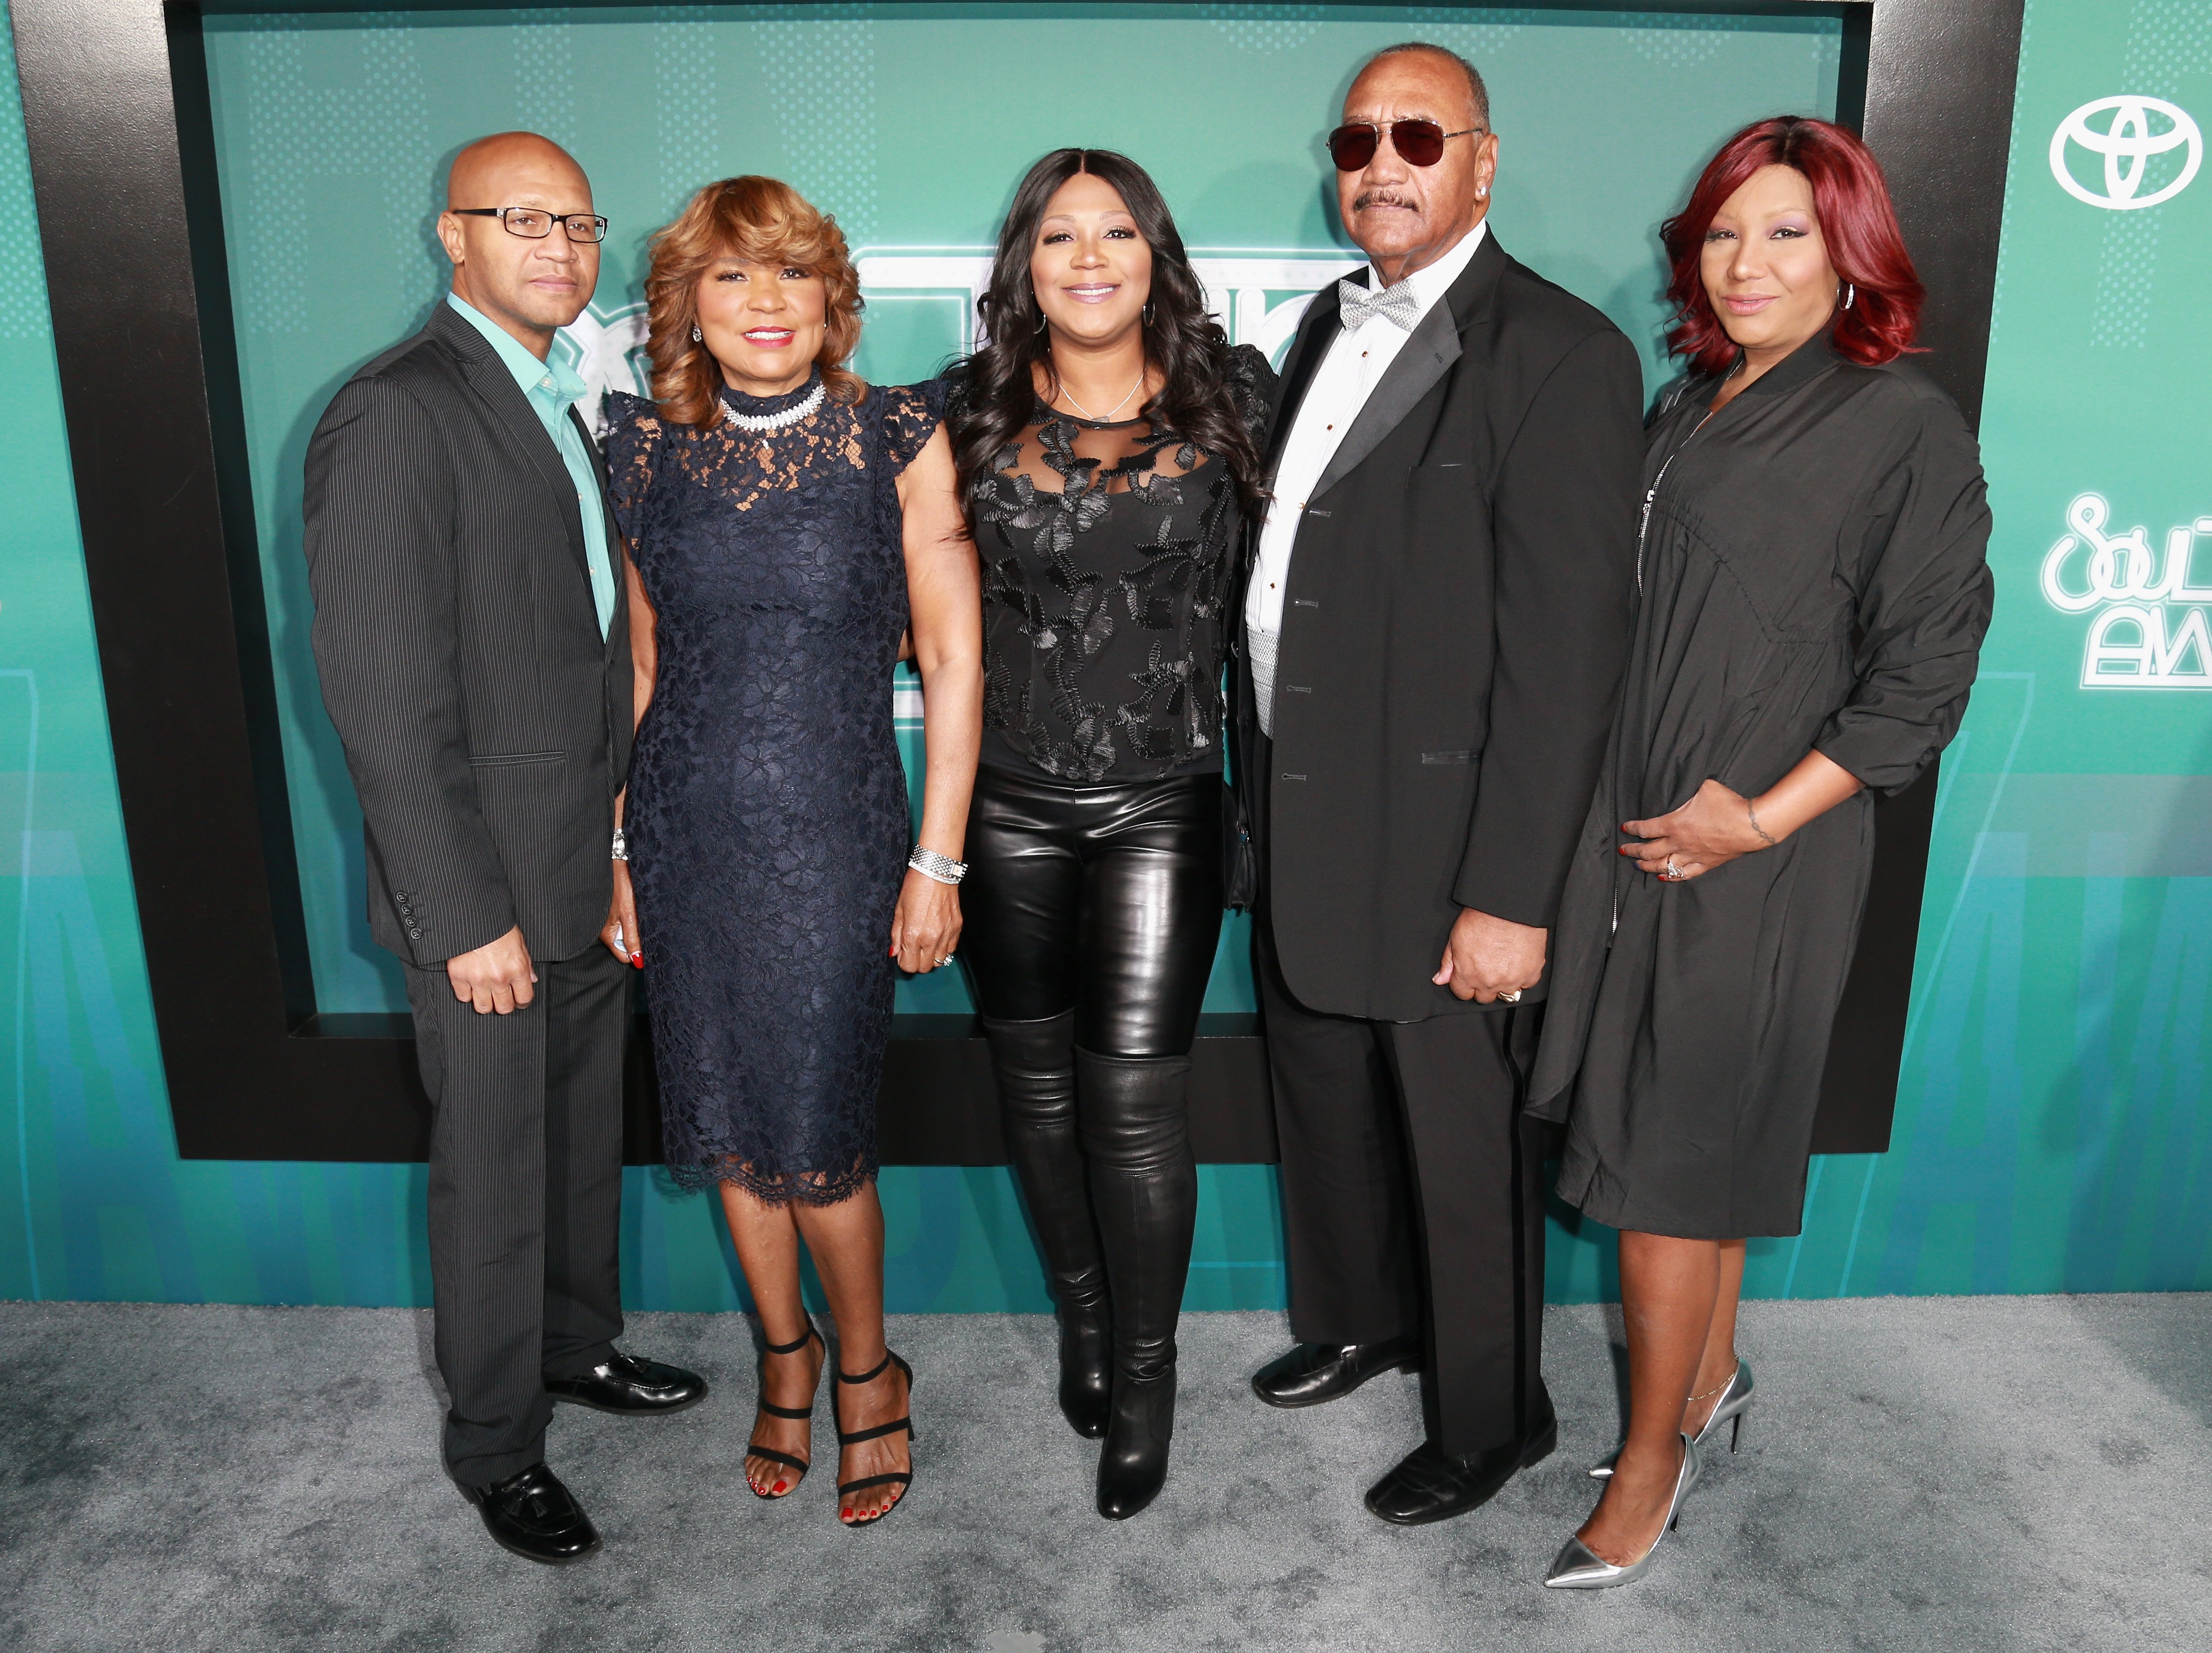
[306,133,705,1563]
[1235,44,1641,1524]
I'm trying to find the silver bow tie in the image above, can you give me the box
[1337,276,1421,332]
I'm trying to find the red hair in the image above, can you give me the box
[1662,116,1922,376]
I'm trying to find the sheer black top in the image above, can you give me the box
[961,344,1276,785]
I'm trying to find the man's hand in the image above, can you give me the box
[602,861,642,968]
[447,925,536,1014]
[1434,908,1546,1003]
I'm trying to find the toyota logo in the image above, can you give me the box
[2050,95,2202,210]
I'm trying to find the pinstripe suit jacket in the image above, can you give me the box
[305,301,633,968]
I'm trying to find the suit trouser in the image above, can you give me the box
[1254,892,1550,1460]
[404,945,628,1488]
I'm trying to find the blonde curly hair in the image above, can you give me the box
[643,175,865,428]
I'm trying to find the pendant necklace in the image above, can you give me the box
[1056,372,1145,424]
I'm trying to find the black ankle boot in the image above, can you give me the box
[1077,1047,1197,1520]
[1097,1363,1177,1520]
[982,1012,1113,1439]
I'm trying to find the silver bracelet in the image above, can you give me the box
[1744,799,1777,848]
[611,827,629,863]
[909,845,967,885]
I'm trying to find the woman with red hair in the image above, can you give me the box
[1529,117,1994,1587]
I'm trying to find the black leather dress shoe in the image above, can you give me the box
[546,1351,708,1415]
[1250,1337,1421,1410]
[1363,1407,1559,1526]
[469,1463,599,1563]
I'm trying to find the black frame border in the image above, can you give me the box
[9,0,2022,1163]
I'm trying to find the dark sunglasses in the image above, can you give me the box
[1327,119,1485,171]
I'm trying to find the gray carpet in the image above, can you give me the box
[1,1295,2206,1652]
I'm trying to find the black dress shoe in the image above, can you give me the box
[468,1463,599,1563]
[1251,1337,1421,1409]
[546,1351,708,1415]
[1363,1411,1560,1526]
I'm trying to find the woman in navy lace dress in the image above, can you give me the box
[602,177,980,1527]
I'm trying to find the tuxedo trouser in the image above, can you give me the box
[1249,738,1549,1457]
[404,945,628,1488]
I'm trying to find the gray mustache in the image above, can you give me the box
[1353,191,1418,211]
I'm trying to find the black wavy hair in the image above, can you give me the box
[947,148,1266,523]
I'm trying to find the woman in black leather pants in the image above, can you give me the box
[944,148,1273,1519]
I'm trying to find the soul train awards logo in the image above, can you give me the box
[555,303,653,437]
[2042,493,2212,689]
[552,249,1354,436]
[2050,95,2202,210]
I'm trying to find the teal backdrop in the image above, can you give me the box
[2,0,2207,1313]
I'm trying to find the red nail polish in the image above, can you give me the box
[773,1480,786,1493]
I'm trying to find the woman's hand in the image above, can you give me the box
[602,858,643,966]
[889,869,962,974]
[1620,778,1770,883]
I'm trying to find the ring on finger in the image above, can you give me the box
[1663,856,1683,881]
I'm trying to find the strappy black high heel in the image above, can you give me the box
[832,1349,914,1528]
[747,1325,823,1500]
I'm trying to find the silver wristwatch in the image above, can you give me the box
[908,844,967,885]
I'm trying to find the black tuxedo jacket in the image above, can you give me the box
[1231,230,1641,1021]
[305,301,633,967]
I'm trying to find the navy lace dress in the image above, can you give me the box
[604,373,945,1203]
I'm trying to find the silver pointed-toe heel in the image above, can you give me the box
[1545,1434,1701,1590]
[1589,1359,1754,1480]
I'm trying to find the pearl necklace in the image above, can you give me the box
[721,381,824,432]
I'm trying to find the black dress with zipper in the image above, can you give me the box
[1527,338,1994,1239]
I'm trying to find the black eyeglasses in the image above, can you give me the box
[1327,120,1485,171]
[452,206,609,243]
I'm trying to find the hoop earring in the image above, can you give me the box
[1033,306,1049,335]
[1142,300,1155,327]
[1841,282,1856,311]
[691,322,703,343]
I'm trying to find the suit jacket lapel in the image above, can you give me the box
[1233,277,1350,607]
[1310,302,1461,500]
[431,304,591,584]
[570,403,627,658]
[1266,278,1350,474]
[1309,230,1510,501]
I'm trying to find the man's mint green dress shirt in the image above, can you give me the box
[446,293,616,638]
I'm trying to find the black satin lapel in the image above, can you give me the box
[1266,286,1346,471]
[1310,298,1462,500]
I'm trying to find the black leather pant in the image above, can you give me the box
[962,764,1222,1380]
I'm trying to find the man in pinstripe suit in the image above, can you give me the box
[305,133,704,1565]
